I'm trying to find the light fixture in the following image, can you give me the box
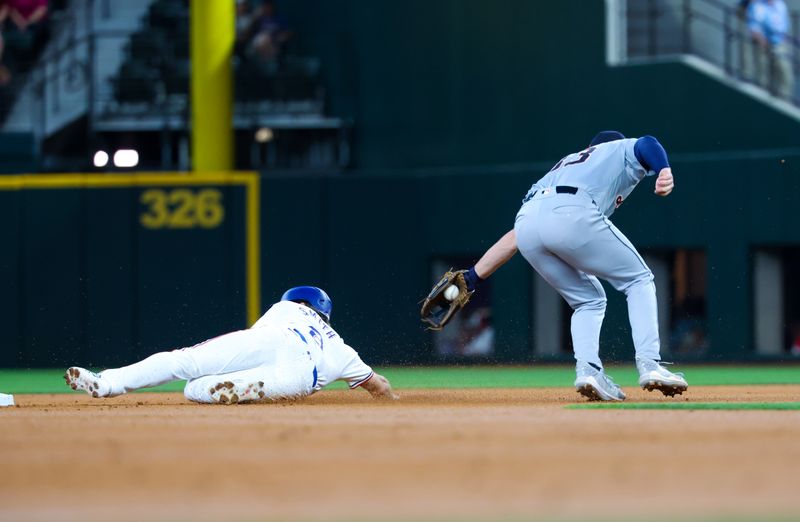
[113,149,139,168]
[254,127,274,143]
[93,150,109,168]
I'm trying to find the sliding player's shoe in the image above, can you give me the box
[209,380,266,404]
[64,367,112,398]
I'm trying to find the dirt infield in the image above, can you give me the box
[2,386,800,522]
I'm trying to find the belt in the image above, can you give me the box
[556,185,578,194]
[523,185,579,203]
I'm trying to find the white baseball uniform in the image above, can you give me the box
[99,301,375,403]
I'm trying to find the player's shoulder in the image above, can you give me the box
[252,300,304,327]
[613,137,640,154]
[264,300,306,318]
[275,300,331,326]
[610,137,639,148]
[321,329,358,354]
[585,138,636,159]
[270,300,301,312]
[586,137,636,150]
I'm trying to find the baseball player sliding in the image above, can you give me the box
[423,131,688,401]
[65,287,398,404]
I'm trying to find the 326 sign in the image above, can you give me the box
[139,188,225,229]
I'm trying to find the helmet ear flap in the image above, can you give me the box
[316,310,331,325]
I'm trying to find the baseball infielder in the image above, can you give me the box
[65,286,398,403]
[461,131,688,401]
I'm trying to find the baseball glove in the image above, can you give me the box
[420,269,474,330]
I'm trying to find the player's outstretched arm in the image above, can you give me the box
[469,229,518,285]
[361,372,399,400]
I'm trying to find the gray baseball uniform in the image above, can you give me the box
[514,138,661,367]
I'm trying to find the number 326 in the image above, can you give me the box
[140,188,225,229]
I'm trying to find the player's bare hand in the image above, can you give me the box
[362,373,399,400]
[374,388,400,401]
[655,168,674,196]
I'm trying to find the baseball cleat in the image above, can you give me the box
[574,362,626,401]
[636,358,688,397]
[209,380,266,405]
[64,367,111,398]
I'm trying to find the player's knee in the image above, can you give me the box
[623,271,655,294]
[573,296,606,312]
[183,379,213,404]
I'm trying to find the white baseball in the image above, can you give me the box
[444,285,459,301]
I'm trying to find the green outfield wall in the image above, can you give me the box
[0,173,259,368]
[1,152,799,368]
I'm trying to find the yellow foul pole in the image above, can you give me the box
[190,0,234,172]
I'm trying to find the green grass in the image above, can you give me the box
[0,365,799,395]
[568,402,800,410]
[0,369,188,394]
[379,365,800,388]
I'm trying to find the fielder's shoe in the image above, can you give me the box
[209,380,266,405]
[574,362,626,401]
[64,367,112,398]
[636,358,688,397]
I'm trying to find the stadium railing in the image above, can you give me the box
[617,0,800,106]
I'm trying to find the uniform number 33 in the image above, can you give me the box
[140,188,225,229]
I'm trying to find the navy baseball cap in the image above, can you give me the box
[590,130,625,146]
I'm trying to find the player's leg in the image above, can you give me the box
[68,327,285,397]
[544,211,659,358]
[184,359,316,404]
[549,212,687,394]
[517,211,606,367]
[184,368,267,404]
[516,216,625,401]
[526,253,626,401]
[531,252,607,368]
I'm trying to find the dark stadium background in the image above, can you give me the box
[0,0,799,368]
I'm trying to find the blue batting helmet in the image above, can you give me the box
[589,130,625,146]
[281,286,333,320]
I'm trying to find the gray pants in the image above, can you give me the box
[514,190,661,367]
